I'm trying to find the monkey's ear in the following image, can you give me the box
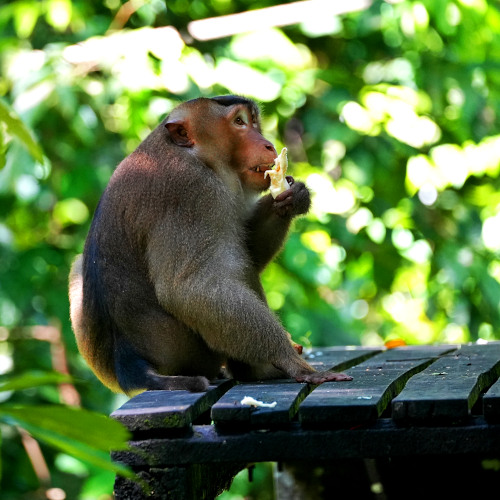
[165,120,194,147]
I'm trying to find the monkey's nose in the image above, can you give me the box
[264,141,277,155]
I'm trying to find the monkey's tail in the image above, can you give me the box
[69,254,122,392]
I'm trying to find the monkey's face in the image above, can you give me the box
[225,107,277,192]
[165,97,277,192]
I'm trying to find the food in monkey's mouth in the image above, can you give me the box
[252,164,274,173]
[265,147,290,198]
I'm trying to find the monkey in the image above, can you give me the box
[69,95,352,394]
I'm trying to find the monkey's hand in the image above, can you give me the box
[296,370,353,384]
[273,176,311,218]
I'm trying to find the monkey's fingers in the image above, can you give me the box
[295,371,353,384]
[273,201,293,218]
[274,177,297,200]
[274,189,293,203]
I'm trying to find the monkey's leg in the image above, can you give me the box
[114,306,224,393]
[113,336,209,393]
[226,359,286,381]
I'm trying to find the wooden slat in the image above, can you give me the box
[112,416,500,467]
[299,345,457,427]
[392,343,500,423]
[111,379,235,431]
[211,380,309,427]
[305,346,382,370]
[212,348,380,428]
[483,374,500,423]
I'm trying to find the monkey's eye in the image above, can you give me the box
[234,116,247,126]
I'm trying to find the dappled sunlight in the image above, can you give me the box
[406,135,500,196]
[307,174,356,215]
[342,85,441,147]
[300,230,331,253]
[440,323,468,343]
[231,29,314,68]
[417,183,438,206]
[322,139,346,171]
[2,0,500,497]
[63,26,189,93]
[366,219,386,244]
[432,144,470,188]
[53,198,89,227]
[187,0,372,40]
[346,209,386,244]
[59,24,320,104]
[363,58,414,85]
[382,292,435,343]
[386,115,440,149]
[346,207,373,234]
[482,214,500,251]
[214,59,282,101]
[400,239,433,265]
[340,101,380,136]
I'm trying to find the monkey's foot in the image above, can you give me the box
[295,370,352,384]
[146,371,210,392]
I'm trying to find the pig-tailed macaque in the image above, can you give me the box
[69,95,352,393]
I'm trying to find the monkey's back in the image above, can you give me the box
[74,129,249,389]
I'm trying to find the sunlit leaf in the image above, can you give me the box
[0,406,134,478]
[13,1,40,38]
[0,100,44,163]
[0,372,72,392]
[0,406,130,450]
[45,0,72,31]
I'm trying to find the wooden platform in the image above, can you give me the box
[111,343,500,499]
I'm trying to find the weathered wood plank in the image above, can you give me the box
[392,343,500,423]
[304,346,382,371]
[211,348,381,428]
[111,379,235,431]
[111,416,500,467]
[211,380,309,427]
[483,373,500,423]
[299,345,457,427]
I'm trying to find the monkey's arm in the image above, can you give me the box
[146,222,345,384]
[246,177,310,272]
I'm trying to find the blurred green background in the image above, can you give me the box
[0,0,499,498]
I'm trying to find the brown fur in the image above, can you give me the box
[69,96,352,394]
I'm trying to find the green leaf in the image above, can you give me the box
[0,99,44,163]
[0,406,135,478]
[0,426,2,482]
[0,406,130,450]
[0,372,72,392]
[13,1,40,38]
[0,125,5,170]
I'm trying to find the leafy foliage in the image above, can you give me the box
[0,405,132,476]
[0,0,499,498]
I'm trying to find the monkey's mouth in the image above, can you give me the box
[251,163,274,173]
